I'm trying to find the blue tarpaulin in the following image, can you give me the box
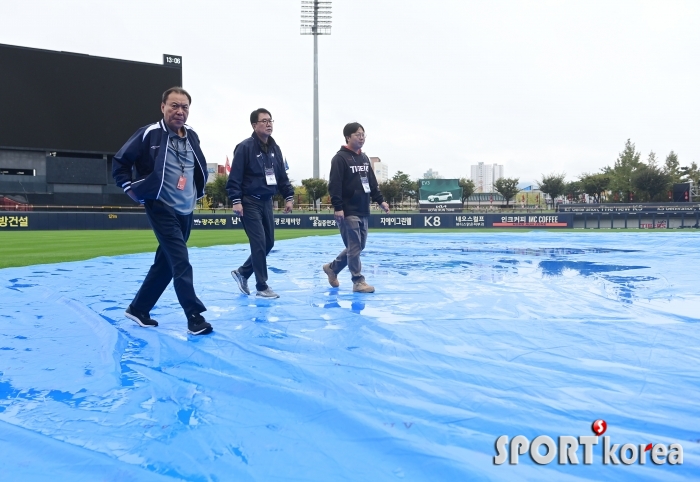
[1,232,699,481]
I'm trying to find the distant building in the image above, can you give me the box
[206,163,218,183]
[423,168,442,179]
[206,163,225,183]
[370,156,389,183]
[470,162,504,193]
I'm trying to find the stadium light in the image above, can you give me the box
[300,1,332,179]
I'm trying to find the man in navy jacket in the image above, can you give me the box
[112,87,212,335]
[227,108,294,299]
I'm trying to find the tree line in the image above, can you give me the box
[537,139,700,206]
[201,139,700,209]
[203,171,529,209]
[203,176,333,209]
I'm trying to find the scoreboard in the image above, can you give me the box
[0,43,182,154]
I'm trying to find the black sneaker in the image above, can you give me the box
[231,269,250,295]
[187,313,213,335]
[125,305,158,327]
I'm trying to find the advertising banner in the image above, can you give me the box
[0,212,576,230]
[490,214,569,228]
[558,203,700,213]
[418,179,463,213]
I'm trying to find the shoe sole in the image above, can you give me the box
[125,311,158,327]
[323,265,339,288]
[256,294,280,299]
[231,270,251,295]
[353,285,375,293]
[188,326,213,335]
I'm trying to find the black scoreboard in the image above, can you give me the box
[0,43,182,154]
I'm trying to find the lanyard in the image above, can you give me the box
[350,155,368,179]
[258,145,274,170]
[170,137,188,174]
[350,154,371,193]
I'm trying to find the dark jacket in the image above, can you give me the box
[226,133,294,204]
[328,147,385,217]
[112,120,208,201]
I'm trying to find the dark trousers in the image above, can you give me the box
[329,215,368,283]
[238,195,275,291]
[131,199,206,317]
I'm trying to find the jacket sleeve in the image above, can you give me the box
[328,154,345,211]
[112,128,145,194]
[367,155,385,205]
[274,147,295,202]
[226,142,247,205]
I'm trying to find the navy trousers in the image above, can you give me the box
[131,199,206,317]
[237,195,275,291]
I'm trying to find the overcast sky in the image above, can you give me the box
[3,0,699,186]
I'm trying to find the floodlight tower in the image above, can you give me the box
[301,1,332,179]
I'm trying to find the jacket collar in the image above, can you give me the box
[252,131,276,148]
[338,146,364,160]
[160,119,188,138]
[341,145,362,155]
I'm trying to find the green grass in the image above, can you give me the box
[0,230,336,269]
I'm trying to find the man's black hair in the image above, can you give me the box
[162,87,191,104]
[250,108,272,125]
[343,122,364,143]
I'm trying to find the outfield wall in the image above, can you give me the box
[2,211,699,231]
[0,212,573,230]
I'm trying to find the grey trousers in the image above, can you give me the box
[329,215,368,283]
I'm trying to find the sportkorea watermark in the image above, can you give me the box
[494,420,684,466]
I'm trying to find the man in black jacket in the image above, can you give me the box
[323,122,390,293]
[112,87,212,335]
[227,108,294,299]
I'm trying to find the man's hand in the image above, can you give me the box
[334,210,345,223]
[233,203,244,217]
[284,200,293,213]
[127,190,140,204]
[380,202,390,214]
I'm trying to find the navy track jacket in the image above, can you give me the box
[112,120,208,202]
[226,133,294,205]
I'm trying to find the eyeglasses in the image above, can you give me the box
[168,103,189,112]
[352,132,366,139]
[256,119,274,125]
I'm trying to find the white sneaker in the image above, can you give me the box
[256,288,280,299]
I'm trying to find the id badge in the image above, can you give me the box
[265,167,277,185]
[176,175,186,190]
[361,176,371,193]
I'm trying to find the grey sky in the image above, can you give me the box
[3,0,699,186]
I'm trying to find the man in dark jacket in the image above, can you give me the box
[112,87,212,335]
[227,108,294,299]
[323,122,390,293]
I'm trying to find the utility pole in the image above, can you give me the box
[300,1,332,179]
